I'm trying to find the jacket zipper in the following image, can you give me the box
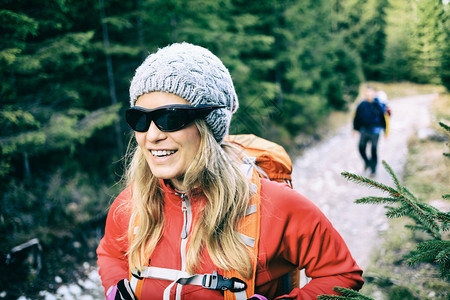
[175,192,192,300]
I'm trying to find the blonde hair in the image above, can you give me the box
[125,120,253,279]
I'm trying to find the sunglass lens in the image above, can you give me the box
[126,110,149,132]
[154,109,191,132]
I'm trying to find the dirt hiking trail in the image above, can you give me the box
[292,93,437,271]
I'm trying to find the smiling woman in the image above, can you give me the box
[96,42,364,300]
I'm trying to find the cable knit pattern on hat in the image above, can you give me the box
[129,42,239,143]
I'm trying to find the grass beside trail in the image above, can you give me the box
[356,86,449,300]
[366,81,445,99]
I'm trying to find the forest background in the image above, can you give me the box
[1,0,449,298]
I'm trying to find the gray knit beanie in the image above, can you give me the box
[129,42,239,144]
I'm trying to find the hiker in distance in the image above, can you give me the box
[97,42,363,300]
[353,86,388,177]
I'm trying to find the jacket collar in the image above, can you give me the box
[160,179,205,205]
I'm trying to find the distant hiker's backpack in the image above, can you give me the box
[374,99,391,137]
[224,134,293,188]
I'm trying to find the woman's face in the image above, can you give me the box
[134,92,201,191]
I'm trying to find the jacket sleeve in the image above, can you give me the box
[353,103,362,131]
[96,187,132,296]
[284,189,363,299]
[277,213,364,299]
[260,181,364,299]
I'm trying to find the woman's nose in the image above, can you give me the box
[145,121,167,142]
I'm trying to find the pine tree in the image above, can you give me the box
[440,3,450,92]
[336,0,388,81]
[408,0,446,84]
[382,0,414,81]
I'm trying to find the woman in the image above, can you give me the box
[97,42,363,300]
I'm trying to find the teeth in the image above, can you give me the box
[151,150,176,157]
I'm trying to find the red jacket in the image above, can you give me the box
[97,179,363,299]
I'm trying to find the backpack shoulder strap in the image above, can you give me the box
[224,166,262,300]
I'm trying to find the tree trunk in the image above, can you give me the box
[23,151,30,178]
[273,3,283,106]
[135,0,146,60]
[98,0,124,155]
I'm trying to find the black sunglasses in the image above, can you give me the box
[126,104,225,132]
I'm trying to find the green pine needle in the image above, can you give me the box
[385,204,410,218]
[436,212,450,231]
[318,287,374,300]
[354,196,398,205]
[402,186,420,202]
[333,287,370,298]
[406,249,440,265]
[397,196,441,235]
[439,121,450,132]
[381,160,402,191]
[341,171,400,196]
[435,247,450,264]
[317,296,349,299]
[439,122,449,158]
[416,240,449,251]
[404,224,441,238]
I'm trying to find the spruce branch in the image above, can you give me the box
[342,159,449,279]
[412,207,443,240]
[317,296,349,299]
[340,171,400,197]
[436,247,450,266]
[333,287,373,299]
[396,196,440,235]
[381,160,402,192]
[416,240,449,251]
[405,224,442,238]
[439,121,450,132]
[318,287,374,300]
[402,186,420,202]
[406,240,450,278]
[385,204,412,218]
[440,122,450,157]
[436,212,450,231]
[354,196,398,205]
[407,249,443,265]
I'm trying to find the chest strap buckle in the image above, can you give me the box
[201,271,247,293]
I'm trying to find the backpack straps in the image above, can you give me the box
[131,268,247,300]
[224,161,261,300]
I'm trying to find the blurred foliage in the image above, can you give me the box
[0,0,449,297]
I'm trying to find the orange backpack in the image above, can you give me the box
[224,134,293,188]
